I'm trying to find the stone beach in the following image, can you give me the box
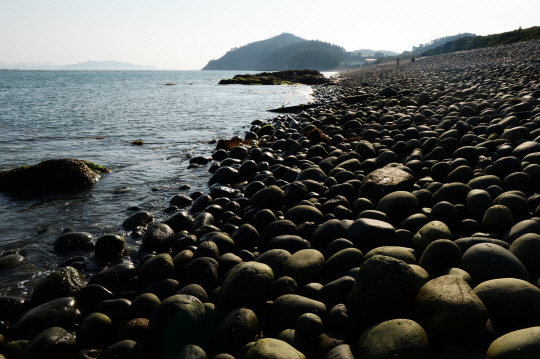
[1,39,540,358]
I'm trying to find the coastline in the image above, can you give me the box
[1,39,540,357]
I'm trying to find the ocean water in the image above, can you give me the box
[0,70,320,297]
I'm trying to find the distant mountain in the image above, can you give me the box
[352,49,400,57]
[0,60,157,70]
[202,33,345,71]
[61,61,157,70]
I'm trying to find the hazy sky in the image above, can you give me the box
[1,0,538,69]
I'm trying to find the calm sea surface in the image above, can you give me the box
[0,70,322,296]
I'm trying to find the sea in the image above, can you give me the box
[0,70,335,297]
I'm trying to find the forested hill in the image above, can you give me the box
[427,26,540,55]
[202,33,345,71]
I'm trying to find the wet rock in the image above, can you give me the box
[163,211,193,233]
[141,223,176,253]
[11,297,81,340]
[88,262,137,294]
[54,232,94,251]
[21,326,76,359]
[183,257,219,292]
[0,158,110,194]
[31,266,85,306]
[94,234,125,262]
[208,166,241,186]
[138,253,174,287]
[122,211,153,230]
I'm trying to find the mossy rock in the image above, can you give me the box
[0,158,111,194]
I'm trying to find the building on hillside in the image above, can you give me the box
[412,44,425,52]
[374,52,384,58]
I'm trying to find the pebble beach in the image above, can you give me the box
[2,39,540,359]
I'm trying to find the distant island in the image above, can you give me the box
[0,60,157,70]
[202,33,346,71]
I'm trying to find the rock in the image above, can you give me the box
[255,249,291,279]
[358,319,430,359]
[318,277,355,308]
[432,183,472,205]
[138,253,174,287]
[141,223,176,253]
[296,167,327,182]
[88,263,137,294]
[418,240,462,279]
[163,211,193,233]
[118,318,150,346]
[218,262,274,309]
[276,329,313,358]
[310,219,347,251]
[360,167,415,203]
[462,243,530,286]
[0,253,24,270]
[99,340,144,359]
[268,235,310,254]
[324,248,364,282]
[130,293,161,319]
[54,232,94,251]
[283,249,325,286]
[509,233,540,276]
[251,185,285,212]
[94,234,125,262]
[271,294,326,331]
[122,211,153,230]
[208,167,241,186]
[183,257,219,292]
[0,296,26,323]
[31,266,85,306]
[21,326,76,359]
[170,194,193,208]
[474,278,540,329]
[77,312,113,349]
[324,344,359,359]
[11,297,81,340]
[375,191,418,226]
[412,221,452,256]
[175,345,207,359]
[244,338,305,359]
[486,326,540,358]
[345,218,396,254]
[364,246,416,264]
[347,255,419,327]
[416,275,487,344]
[297,313,324,338]
[284,205,323,225]
[0,158,110,194]
[466,189,493,223]
[148,295,213,358]
[210,307,258,357]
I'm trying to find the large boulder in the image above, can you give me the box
[0,158,110,194]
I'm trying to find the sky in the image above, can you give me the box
[1,0,539,70]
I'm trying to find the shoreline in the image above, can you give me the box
[1,39,540,357]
